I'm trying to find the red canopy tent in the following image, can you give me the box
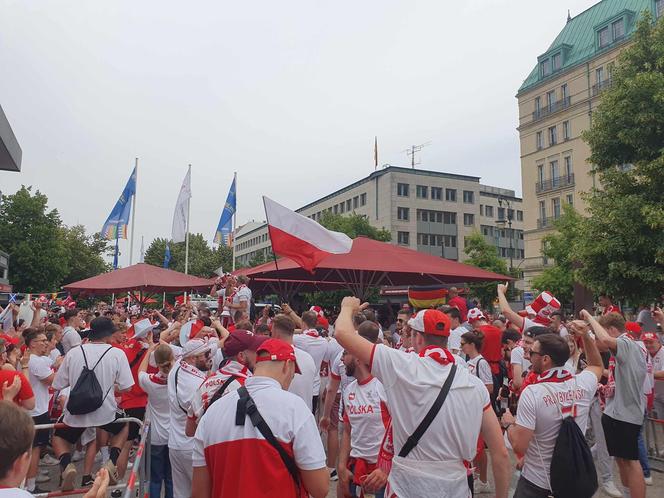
[63,263,213,298]
[236,237,512,299]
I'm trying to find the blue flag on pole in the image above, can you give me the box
[164,243,171,268]
[214,177,236,246]
[101,167,137,240]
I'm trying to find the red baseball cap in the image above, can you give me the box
[407,309,451,337]
[223,330,268,357]
[625,321,642,335]
[255,338,301,373]
[642,332,659,342]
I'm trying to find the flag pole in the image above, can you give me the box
[232,171,237,272]
[261,196,284,298]
[184,164,191,275]
[129,157,138,266]
[113,228,120,270]
[374,136,378,170]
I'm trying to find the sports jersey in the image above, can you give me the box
[27,355,54,416]
[516,369,598,490]
[61,326,81,354]
[293,331,328,395]
[168,359,207,451]
[510,346,531,373]
[0,370,34,406]
[188,360,249,424]
[342,376,390,462]
[467,355,493,388]
[192,376,326,498]
[479,325,503,375]
[288,347,316,410]
[330,350,353,396]
[118,340,150,410]
[138,371,170,446]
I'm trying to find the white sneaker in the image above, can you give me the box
[474,480,492,494]
[601,481,622,498]
[644,476,653,486]
[61,463,77,492]
[40,454,60,466]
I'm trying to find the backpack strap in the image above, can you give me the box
[89,346,114,371]
[398,363,457,458]
[174,366,188,414]
[235,386,300,492]
[129,348,147,369]
[204,376,237,414]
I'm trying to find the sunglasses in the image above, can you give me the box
[529,350,545,357]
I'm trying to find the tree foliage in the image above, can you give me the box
[0,186,109,292]
[319,212,391,241]
[144,234,232,278]
[574,12,664,302]
[463,232,509,308]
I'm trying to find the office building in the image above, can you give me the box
[0,104,21,172]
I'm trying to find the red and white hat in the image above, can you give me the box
[525,291,560,324]
[126,318,157,340]
[467,308,486,323]
[309,306,325,319]
[642,332,659,342]
[181,338,212,358]
[256,338,301,373]
[179,319,205,346]
[407,309,451,337]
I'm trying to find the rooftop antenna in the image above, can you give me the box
[404,142,431,168]
[567,10,572,23]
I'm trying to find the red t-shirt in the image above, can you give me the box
[479,325,503,376]
[447,297,468,322]
[118,340,152,410]
[0,370,34,405]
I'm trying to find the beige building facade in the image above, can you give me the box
[517,0,663,289]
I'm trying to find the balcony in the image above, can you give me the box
[537,216,560,229]
[592,78,613,96]
[532,96,571,121]
[536,174,575,194]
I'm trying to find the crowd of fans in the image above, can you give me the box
[0,276,662,498]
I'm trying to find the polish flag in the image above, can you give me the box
[263,196,353,272]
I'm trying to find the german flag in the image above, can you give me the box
[408,285,448,309]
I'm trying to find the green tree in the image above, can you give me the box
[319,212,391,241]
[531,205,580,304]
[144,234,232,277]
[463,232,509,308]
[575,12,664,302]
[0,186,69,292]
[60,225,111,285]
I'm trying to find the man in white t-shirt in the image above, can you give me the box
[643,332,664,418]
[335,298,510,498]
[52,317,134,490]
[168,338,215,498]
[61,308,83,354]
[444,307,466,355]
[293,311,329,412]
[270,314,316,410]
[501,318,603,497]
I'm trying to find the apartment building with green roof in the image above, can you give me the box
[516,0,663,289]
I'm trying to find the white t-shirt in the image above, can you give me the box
[516,369,598,490]
[288,347,316,410]
[49,348,62,363]
[188,360,249,424]
[61,326,81,354]
[342,377,390,462]
[53,343,134,427]
[652,346,664,401]
[467,355,493,388]
[0,488,34,498]
[330,350,353,398]
[28,355,54,416]
[510,346,531,373]
[293,332,328,395]
[168,359,208,451]
[138,371,170,446]
[192,376,326,497]
[453,354,468,369]
[234,285,252,307]
[448,326,466,353]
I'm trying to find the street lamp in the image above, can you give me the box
[496,197,514,273]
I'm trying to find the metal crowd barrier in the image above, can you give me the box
[28,417,151,498]
[645,416,664,473]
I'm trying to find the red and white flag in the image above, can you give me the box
[263,196,352,272]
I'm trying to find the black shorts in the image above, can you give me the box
[124,407,146,441]
[54,413,127,445]
[601,413,641,460]
[32,412,51,447]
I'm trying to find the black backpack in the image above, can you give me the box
[66,345,114,415]
[539,383,598,498]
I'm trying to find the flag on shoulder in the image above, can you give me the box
[101,166,137,240]
[262,196,352,272]
[214,176,236,246]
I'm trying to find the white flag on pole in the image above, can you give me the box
[171,168,192,243]
[139,236,145,263]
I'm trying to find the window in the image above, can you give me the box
[485,205,494,218]
[463,191,474,204]
[353,196,359,209]
[397,183,409,197]
[397,231,409,245]
[346,199,352,211]
[550,160,559,185]
[562,120,570,140]
[431,187,442,200]
[548,126,557,146]
[599,26,610,48]
[564,156,573,179]
[397,207,409,221]
[479,205,484,216]
[540,59,551,77]
[333,204,338,214]
[360,193,367,206]
[517,210,524,221]
[612,19,624,40]
[539,201,546,221]
[536,131,543,150]
[497,207,505,221]
[417,233,429,246]
[443,212,457,224]
[339,202,345,213]
[547,90,556,109]
[435,211,443,223]
[534,96,541,114]
[445,189,457,202]
[418,209,428,222]
[561,83,568,102]
[463,214,474,226]
[552,52,561,71]
[552,198,561,219]
[607,62,615,79]
[416,185,428,199]
[566,194,574,206]
[508,208,515,220]
[443,235,457,248]
[596,67,604,84]
[537,164,544,185]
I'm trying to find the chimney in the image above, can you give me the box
[567,9,572,23]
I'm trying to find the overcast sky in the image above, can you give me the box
[0,0,598,266]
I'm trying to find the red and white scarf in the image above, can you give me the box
[533,367,573,384]
[303,328,320,338]
[419,346,455,366]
